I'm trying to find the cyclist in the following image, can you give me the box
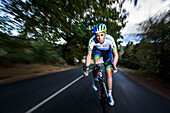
[83,23,118,106]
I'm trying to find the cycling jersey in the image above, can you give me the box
[88,34,117,52]
[87,34,117,70]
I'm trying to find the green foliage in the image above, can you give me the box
[0,31,32,63]
[31,39,56,63]
[0,31,65,64]
[119,41,140,69]
[138,10,170,79]
[120,10,170,80]
[0,0,130,65]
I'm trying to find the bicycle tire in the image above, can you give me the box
[99,80,108,113]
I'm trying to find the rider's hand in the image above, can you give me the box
[82,69,89,77]
[111,66,118,73]
[83,65,89,77]
[84,70,89,77]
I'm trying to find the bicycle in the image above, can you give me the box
[83,61,117,113]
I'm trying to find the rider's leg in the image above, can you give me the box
[103,48,115,106]
[106,66,115,106]
[92,55,101,91]
[93,57,101,78]
[102,48,113,94]
[105,67,112,93]
[92,48,102,78]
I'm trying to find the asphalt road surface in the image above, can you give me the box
[0,67,169,113]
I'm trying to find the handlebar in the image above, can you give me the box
[83,60,117,71]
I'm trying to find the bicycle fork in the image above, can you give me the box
[98,72,108,101]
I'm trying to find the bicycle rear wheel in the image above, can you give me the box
[99,81,108,113]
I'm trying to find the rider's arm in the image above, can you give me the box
[86,51,92,68]
[112,49,118,67]
[86,36,95,68]
[84,51,92,76]
[109,35,118,67]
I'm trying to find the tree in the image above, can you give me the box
[138,10,170,79]
[0,0,130,64]
[119,41,140,69]
[0,31,32,63]
[120,10,169,80]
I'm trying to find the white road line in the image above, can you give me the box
[25,75,83,113]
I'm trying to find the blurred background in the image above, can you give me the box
[0,0,169,81]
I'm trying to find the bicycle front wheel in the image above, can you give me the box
[99,81,108,113]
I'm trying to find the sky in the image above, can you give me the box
[119,0,170,46]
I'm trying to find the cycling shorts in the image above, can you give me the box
[93,47,113,70]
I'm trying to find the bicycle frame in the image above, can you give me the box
[84,61,116,113]
[93,63,109,113]
[96,67,107,98]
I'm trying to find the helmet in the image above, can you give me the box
[93,24,107,33]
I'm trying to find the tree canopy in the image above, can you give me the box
[119,10,170,80]
[0,0,129,64]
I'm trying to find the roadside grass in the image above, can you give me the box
[0,64,77,82]
[0,74,13,80]
[32,70,43,73]
[118,65,170,84]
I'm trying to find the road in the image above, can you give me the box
[0,67,169,113]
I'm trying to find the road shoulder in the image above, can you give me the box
[0,64,80,85]
[118,67,170,99]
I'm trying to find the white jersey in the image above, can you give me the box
[88,34,117,51]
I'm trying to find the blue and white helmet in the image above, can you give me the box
[93,24,107,33]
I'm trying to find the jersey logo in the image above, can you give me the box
[106,37,112,41]
[103,44,108,47]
